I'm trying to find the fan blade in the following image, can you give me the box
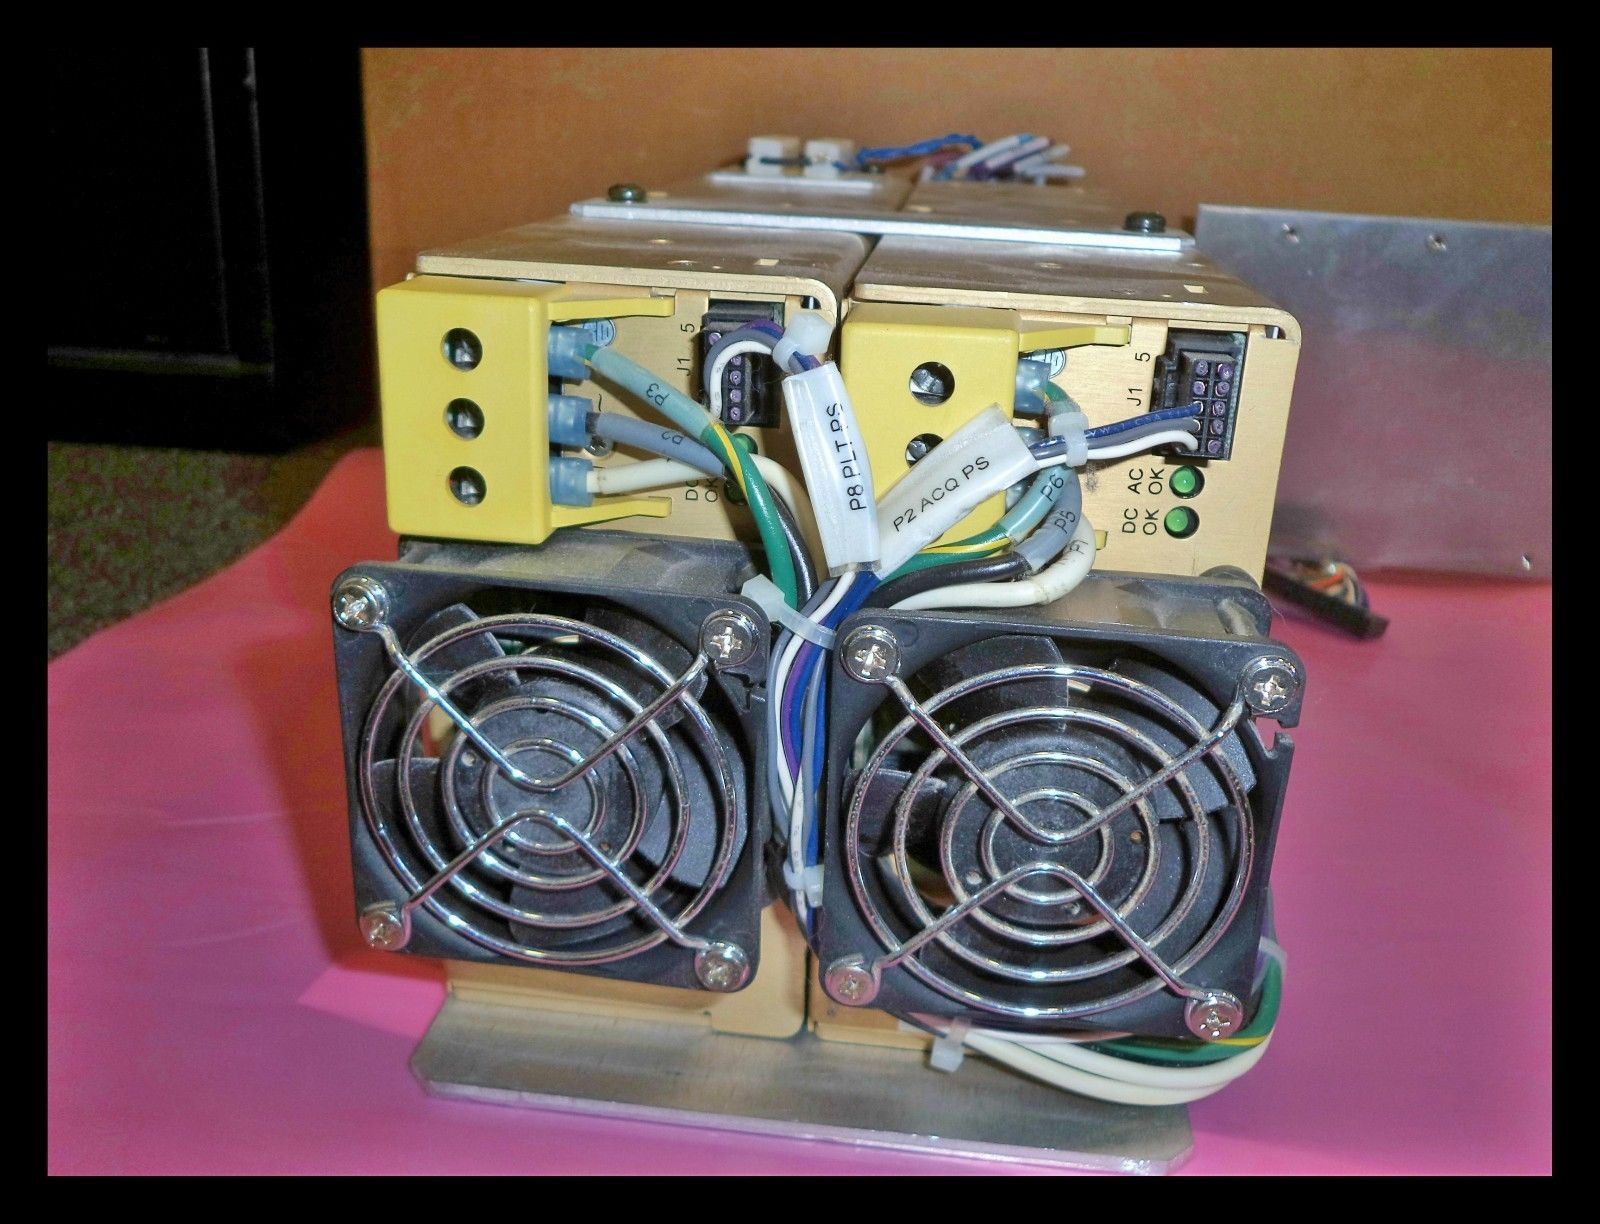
[577,602,705,732]
[405,603,522,703]
[1105,657,1256,815]
[850,766,952,860]
[367,756,453,869]
[914,634,1077,728]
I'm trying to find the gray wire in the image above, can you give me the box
[1014,467,1084,572]
[588,411,723,476]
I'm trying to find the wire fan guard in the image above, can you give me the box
[357,604,742,967]
[841,643,1257,1024]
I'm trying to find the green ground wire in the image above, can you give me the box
[581,343,798,606]
[888,532,1009,579]
[1087,958,1284,1067]
[705,428,799,606]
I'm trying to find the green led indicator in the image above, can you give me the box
[1164,506,1199,538]
[1171,465,1203,498]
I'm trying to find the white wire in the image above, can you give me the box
[586,454,816,550]
[978,134,1051,173]
[946,133,1029,175]
[1259,937,1289,974]
[918,1019,1129,1044]
[1078,430,1200,463]
[965,1031,1272,1106]
[587,457,702,495]
[1009,1031,1273,1089]
[890,515,1097,612]
[706,339,774,420]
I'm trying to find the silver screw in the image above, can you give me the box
[607,182,648,203]
[824,957,880,1006]
[840,626,900,683]
[1241,655,1301,714]
[359,901,410,950]
[701,609,758,668]
[694,942,751,992]
[1185,991,1245,1041]
[332,576,389,632]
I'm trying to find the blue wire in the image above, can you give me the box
[855,133,982,167]
[1084,405,1203,439]
[784,574,880,882]
[806,667,826,866]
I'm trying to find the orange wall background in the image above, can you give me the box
[362,47,1551,292]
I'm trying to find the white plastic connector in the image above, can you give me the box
[771,312,833,374]
[875,405,1042,574]
[1049,408,1090,467]
[803,137,856,178]
[745,135,800,177]
[781,361,879,575]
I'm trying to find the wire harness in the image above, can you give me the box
[533,310,1282,1105]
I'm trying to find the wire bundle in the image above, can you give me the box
[850,130,1085,182]
[555,324,1277,1105]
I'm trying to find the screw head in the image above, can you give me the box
[1241,655,1301,714]
[332,576,389,632]
[840,626,900,684]
[694,942,751,992]
[607,182,647,203]
[359,902,410,951]
[824,957,880,1006]
[1124,210,1167,234]
[1185,991,1245,1041]
[701,609,758,668]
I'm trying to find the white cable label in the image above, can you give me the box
[875,406,1040,573]
[781,363,880,574]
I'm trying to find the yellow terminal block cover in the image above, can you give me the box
[841,303,1023,546]
[376,275,670,546]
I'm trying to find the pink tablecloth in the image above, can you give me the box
[47,450,1552,1175]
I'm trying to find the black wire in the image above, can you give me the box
[862,552,1029,610]
[768,492,818,604]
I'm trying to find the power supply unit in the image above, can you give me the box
[331,132,1308,1160]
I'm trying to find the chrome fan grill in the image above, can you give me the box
[357,606,742,969]
[831,637,1266,1032]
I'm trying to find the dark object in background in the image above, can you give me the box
[1263,559,1389,640]
[48,48,375,451]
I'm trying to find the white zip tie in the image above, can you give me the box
[782,860,825,906]
[742,575,836,648]
[1049,409,1090,467]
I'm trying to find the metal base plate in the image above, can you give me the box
[411,996,1193,1174]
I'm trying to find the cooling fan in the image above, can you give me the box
[330,534,772,993]
[817,571,1299,1040]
